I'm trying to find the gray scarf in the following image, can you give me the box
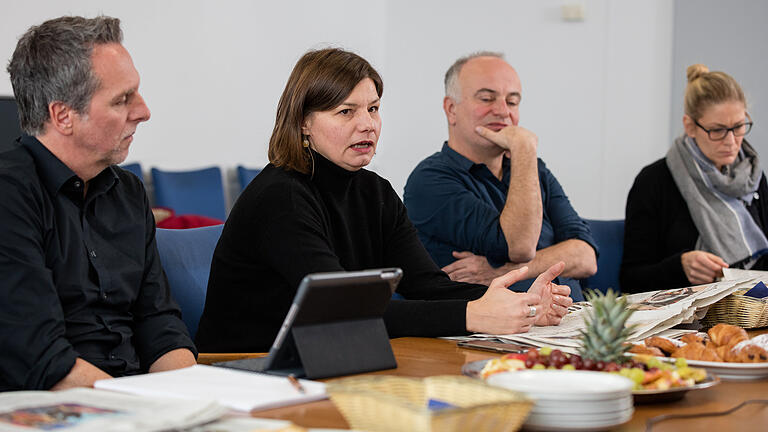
[666,135,768,267]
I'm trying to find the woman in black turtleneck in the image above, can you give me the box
[195,48,573,353]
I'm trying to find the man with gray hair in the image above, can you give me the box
[404,52,597,301]
[0,16,196,390]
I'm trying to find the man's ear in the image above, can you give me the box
[48,101,75,136]
[682,115,696,138]
[443,96,457,126]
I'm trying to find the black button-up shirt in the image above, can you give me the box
[0,135,196,390]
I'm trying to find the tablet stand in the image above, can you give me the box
[289,317,396,379]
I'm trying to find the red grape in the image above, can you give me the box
[570,356,583,370]
[582,358,595,370]
[595,361,606,371]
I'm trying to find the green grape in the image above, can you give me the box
[675,357,688,368]
[645,357,662,369]
[629,368,645,385]
[539,347,552,356]
[532,364,546,370]
[562,364,575,370]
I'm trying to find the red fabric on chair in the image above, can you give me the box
[155,210,224,229]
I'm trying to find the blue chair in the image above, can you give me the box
[583,219,625,294]
[151,167,227,220]
[155,224,224,339]
[120,162,144,182]
[236,165,262,191]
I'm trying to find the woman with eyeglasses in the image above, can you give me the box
[620,64,765,293]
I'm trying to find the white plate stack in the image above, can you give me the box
[486,370,634,431]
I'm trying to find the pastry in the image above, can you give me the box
[671,342,723,362]
[644,336,678,355]
[745,334,768,352]
[680,333,705,345]
[707,323,748,348]
[629,344,664,357]
[732,344,768,363]
[715,345,741,362]
[729,340,768,363]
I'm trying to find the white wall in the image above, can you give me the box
[670,0,768,169]
[0,0,675,219]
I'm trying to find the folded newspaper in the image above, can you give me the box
[452,277,758,354]
[0,388,226,432]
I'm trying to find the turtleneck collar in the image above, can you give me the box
[310,150,362,182]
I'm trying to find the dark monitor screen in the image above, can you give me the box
[0,96,23,146]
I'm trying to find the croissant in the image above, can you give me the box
[707,323,748,348]
[644,336,678,356]
[671,342,723,362]
[715,345,739,362]
[680,333,704,345]
[629,344,664,357]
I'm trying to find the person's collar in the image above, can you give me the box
[311,150,360,180]
[22,134,79,196]
[441,141,510,177]
[441,141,475,171]
[22,134,118,197]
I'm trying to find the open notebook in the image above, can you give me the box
[94,364,326,411]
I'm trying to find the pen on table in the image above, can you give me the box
[288,374,306,394]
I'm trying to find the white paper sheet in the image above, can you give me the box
[95,364,326,412]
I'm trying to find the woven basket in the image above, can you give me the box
[326,375,532,432]
[702,289,768,329]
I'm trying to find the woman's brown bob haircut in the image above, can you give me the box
[268,48,383,174]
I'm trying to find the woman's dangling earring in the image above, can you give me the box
[303,136,310,148]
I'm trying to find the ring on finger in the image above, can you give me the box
[527,305,537,317]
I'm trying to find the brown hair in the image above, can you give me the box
[268,48,383,174]
[684,63,746,120]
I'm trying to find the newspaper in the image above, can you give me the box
[454,278,756,353]
[0,388,225,432]
[723,267,768,284]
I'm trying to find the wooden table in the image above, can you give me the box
[199,335,768,431]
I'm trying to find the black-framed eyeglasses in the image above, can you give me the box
[693,113,753,141]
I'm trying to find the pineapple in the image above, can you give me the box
[578,289,636,363]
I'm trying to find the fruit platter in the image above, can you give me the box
[462,289,719,403]
[462,347,718,403]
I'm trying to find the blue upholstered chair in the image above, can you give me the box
[151,167,227,220]
[236,165,262,192]
[582,219,625,294]
[155,224,223,339]
[120,162,144,182]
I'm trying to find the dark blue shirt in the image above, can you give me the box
[0,135,195,390]
[404,142,596,301]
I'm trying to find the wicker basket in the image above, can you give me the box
[325,375,531,432]
[702,288,768,329]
